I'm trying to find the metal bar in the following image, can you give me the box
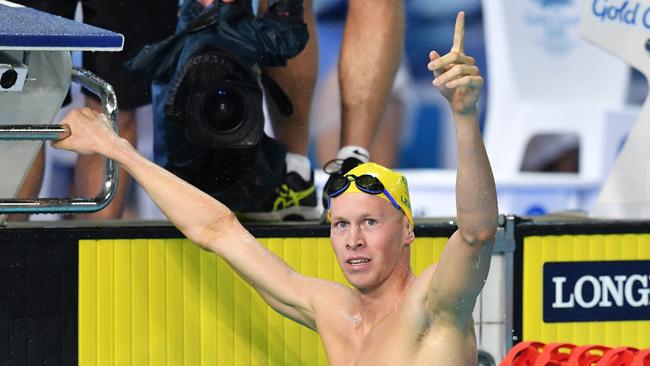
[500,215,517,356]
[0,66,119,214]
[0,198,108,213]
[0,124,70,140]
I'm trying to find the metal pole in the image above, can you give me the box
[0,124,70,140]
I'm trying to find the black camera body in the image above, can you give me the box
[127,0,308,211]
[166,47,264,148]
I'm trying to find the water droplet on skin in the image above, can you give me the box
[242,231,255,243]
[338,310,362,326]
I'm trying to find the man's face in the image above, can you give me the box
[329,192,413,291]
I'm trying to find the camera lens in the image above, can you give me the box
[202,88,246,132]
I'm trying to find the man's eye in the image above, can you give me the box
[366,219,377,226]
[335,221,348,229]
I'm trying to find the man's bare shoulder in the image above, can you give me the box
[308,278,358,310]
[307,278,364,339]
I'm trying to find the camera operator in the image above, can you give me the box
[203,0,404,221]
[127,0,311,217]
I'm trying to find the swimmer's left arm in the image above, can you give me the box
[424,11,498,329]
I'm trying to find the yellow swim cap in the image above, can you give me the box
[328,162,413,228]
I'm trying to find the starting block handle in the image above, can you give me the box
[0,66,119,214]
[0,124,70,140]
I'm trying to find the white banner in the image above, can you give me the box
[582,0,650,218]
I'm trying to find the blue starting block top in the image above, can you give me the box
[0,0,123,51]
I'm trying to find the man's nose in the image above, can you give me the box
[346,241,365,249]
[345,226,365,249]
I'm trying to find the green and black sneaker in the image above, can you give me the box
[239,171,322,221]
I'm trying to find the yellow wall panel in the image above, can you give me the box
[114,239,133,365]
[97,240,114,366]
[131,239,150,365]
[78,238,97,366]
[79,236,448,365]
[166,239,184,365]
[148,239,167,365]
[522,233,650,348]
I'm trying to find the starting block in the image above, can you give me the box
[0,0,123,216]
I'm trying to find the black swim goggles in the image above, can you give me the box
[326,174,402,211]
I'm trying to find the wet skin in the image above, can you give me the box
[52,10,496,366]
[312,193,482,366]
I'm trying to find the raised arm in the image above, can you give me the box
[52,108,322,328]
[424,11,498,326]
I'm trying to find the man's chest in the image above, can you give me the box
[316,309,418,366]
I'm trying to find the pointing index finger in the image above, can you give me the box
[451,11,465,53]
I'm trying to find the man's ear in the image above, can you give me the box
[405,218,415,244]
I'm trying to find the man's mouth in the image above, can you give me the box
[346,257,371,266]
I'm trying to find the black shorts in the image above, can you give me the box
[18,0,178,110]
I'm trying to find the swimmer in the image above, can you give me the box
[52,11,497,365]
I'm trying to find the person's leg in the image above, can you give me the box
[6,146,46,222]
[70,98,137,219]
[240,0,321,221]
[314,65,406,169]
[368,94,403,167]
[261,0,317,161]
[319,0,404,210]
[71,0,177,220]
[337,0,404,155]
